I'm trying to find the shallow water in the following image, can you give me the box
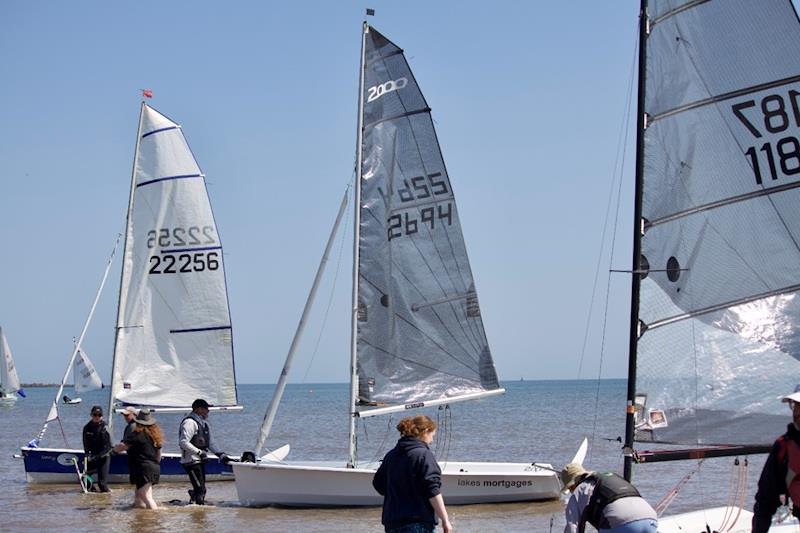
[0,381,772,531]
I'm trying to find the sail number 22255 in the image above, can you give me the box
[733,90,800,185]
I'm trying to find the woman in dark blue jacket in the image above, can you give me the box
[372,415,452,533]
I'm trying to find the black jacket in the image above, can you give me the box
[372,437,442,529]
[82,420,112,459]
[753,423,800,532]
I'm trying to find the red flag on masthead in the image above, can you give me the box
[141,89,153,98]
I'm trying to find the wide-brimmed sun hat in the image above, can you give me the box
[560,462,591,490]
[121,406,138,416]
[134,408,156,426]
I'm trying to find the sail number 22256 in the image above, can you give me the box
[733,90,800,185]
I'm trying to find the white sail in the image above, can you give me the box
[0,327,21,395]
[72,349,102,394]
[632,0,800,447]
[110,104,238,410]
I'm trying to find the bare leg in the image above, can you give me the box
[133,487,147,508]
[142,483,158,509]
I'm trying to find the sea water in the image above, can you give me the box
[0,380,769,532]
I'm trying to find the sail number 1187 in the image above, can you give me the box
[733,90,800,185]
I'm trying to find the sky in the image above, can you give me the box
[0,1,643,385]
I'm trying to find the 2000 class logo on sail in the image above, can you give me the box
[367,77,408,103]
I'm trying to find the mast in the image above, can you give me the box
[348,20,368,468]
[107,102,145,434]
[623,0,648,482]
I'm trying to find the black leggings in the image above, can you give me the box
[183,462,206,503]
[86,456,109,491]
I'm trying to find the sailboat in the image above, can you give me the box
[0,327,25,406]
[616,1,800,530]
[232,21,562,507]
[21,103,242,483]
[61,348,104,405]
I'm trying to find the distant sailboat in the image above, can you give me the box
[61,348,104,405]
[232,21,562,506]
[615,1,800,530]
[0,327,25,406]
[21,103,242,483]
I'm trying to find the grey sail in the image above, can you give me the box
[634,0,800,446]
[356,27,501,413]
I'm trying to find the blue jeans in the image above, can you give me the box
[601,518,658,533]
[385,524,435,533]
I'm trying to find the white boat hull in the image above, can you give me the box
[657,506,799,533]
[0,394,17,406]
[233,460,561,507]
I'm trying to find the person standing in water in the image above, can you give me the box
[372,415,453,533]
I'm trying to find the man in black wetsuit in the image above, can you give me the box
[178,398,229,505]
[82,405,112,492]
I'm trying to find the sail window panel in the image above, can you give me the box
[647,0,800,118]
[640,199,800,325]
[636,310,799,445]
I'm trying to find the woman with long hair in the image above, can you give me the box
[113,408,163,509]
[372,415,453,533]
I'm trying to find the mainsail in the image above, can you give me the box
[110,104,238,410]
[0,327,22,395]
[73,349,102,394]
[632,0,800,447]
[355,27,501,414]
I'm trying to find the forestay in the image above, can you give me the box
[635,0,800,445]
[356,28,501,414]
[110,104,238,409]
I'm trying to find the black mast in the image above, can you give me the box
[623,0,649,483]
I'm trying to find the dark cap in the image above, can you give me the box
[192,398,210,410]
[90,405,103,416]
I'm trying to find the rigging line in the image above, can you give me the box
[360,337,481,382]
[577,23,638,380]
[300,179,353,384]
[648,25,800,259]
[360,205,482,362]
[589,24,639,460]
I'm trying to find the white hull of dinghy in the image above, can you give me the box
[233,460,561,507]
[0,395,17,406]
[657,506,799,533]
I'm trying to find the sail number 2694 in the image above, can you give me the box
[733,90,800,185]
